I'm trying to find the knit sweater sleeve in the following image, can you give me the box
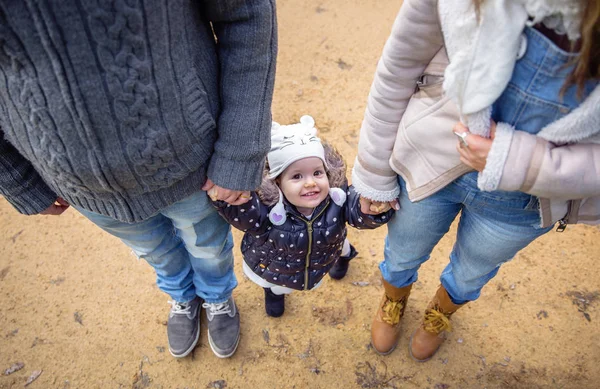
[0,131,57,215]
[202,0,277,191]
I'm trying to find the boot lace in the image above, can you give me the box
[423,306,452,334]
[382,297,405,325]
[169,300,192,316]
[202,301,232,316]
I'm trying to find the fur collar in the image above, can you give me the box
[538,86,600,144]
[438,0,598,143]
[258,141,347,206]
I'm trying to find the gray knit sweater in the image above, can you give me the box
[0,0,277,223]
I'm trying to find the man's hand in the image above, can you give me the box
[40,197,70,216]
[202,178,251,206]
[359,196,399,215]
[454,121,496,172]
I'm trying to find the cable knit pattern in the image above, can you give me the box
[84,0,185,189]
[0,0,277,222]
[0,12,86,195]
[180,71,215,144]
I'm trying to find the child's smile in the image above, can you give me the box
[279,157,330,216]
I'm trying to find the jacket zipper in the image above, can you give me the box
[301,202,329,290]
[556,200,575,232]
[556,200,581,232]
[416,73,444,89]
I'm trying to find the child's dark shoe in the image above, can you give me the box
[264,288,285,317]
[329,244,358,280]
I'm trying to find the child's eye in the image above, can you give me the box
[314,170,324,176]
[292,174,302,180]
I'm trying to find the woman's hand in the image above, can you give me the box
[454,121,497,172]
[359,196,399,215]
[40,197,70,216]
[202,178,251,206]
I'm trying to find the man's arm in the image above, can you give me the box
[202,0,277,191]
[0,131,60,214]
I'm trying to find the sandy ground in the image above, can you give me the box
[2,1,600,388]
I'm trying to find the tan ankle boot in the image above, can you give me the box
[371,280,412,355]
[409,286,464,362]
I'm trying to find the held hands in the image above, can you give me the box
[359,196,399,215]
[202,178,251,206]
[40,197,70,216]
[454,121,497,172]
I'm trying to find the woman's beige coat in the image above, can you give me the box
[352,0,600,228]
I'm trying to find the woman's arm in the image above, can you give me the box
[458,122,600,199]
[487,129,600,199]
[352,0,444,202]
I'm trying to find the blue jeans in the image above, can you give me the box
[382,175,552,303]
[383,27,597,304]
[78,191,236,303]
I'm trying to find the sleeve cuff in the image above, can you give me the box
[478,122,514,192]
[3,178,57,215]
[207,155,265,191]
[351,166,400,202]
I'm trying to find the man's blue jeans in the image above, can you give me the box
[382,174,553,304]
[78,191,236,304]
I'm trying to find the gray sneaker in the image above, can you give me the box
[203,297,240,358]
[167,297,202,358]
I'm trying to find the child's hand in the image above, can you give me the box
[359,196,398,215]
[40,197,70,216]
[203,179,251,206]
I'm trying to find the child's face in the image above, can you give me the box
[279,157,329,216]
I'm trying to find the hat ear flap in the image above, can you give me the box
[268,187,287,226]
[329,187,347,206]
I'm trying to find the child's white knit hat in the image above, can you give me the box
[267,115,327,179]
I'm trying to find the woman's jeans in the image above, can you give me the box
[382,26,597,304]
[382,175,552,304]
[78,191,236,304]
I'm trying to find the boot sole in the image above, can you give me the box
[371,342,397,356]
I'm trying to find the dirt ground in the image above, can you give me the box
[2,1,600,388]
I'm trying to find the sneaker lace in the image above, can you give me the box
[382,297,405,325]
[423,306,452,334]
[202,301,232,316]
[169,300,192,316]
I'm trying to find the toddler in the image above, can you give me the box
[211,115,393,316]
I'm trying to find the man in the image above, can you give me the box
[0,0,277,359]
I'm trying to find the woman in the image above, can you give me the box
[353,0,599,361]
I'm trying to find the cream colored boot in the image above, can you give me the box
[371,280,412,355]
[409,285,465,361]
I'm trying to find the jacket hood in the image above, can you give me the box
[258,141,347,206]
